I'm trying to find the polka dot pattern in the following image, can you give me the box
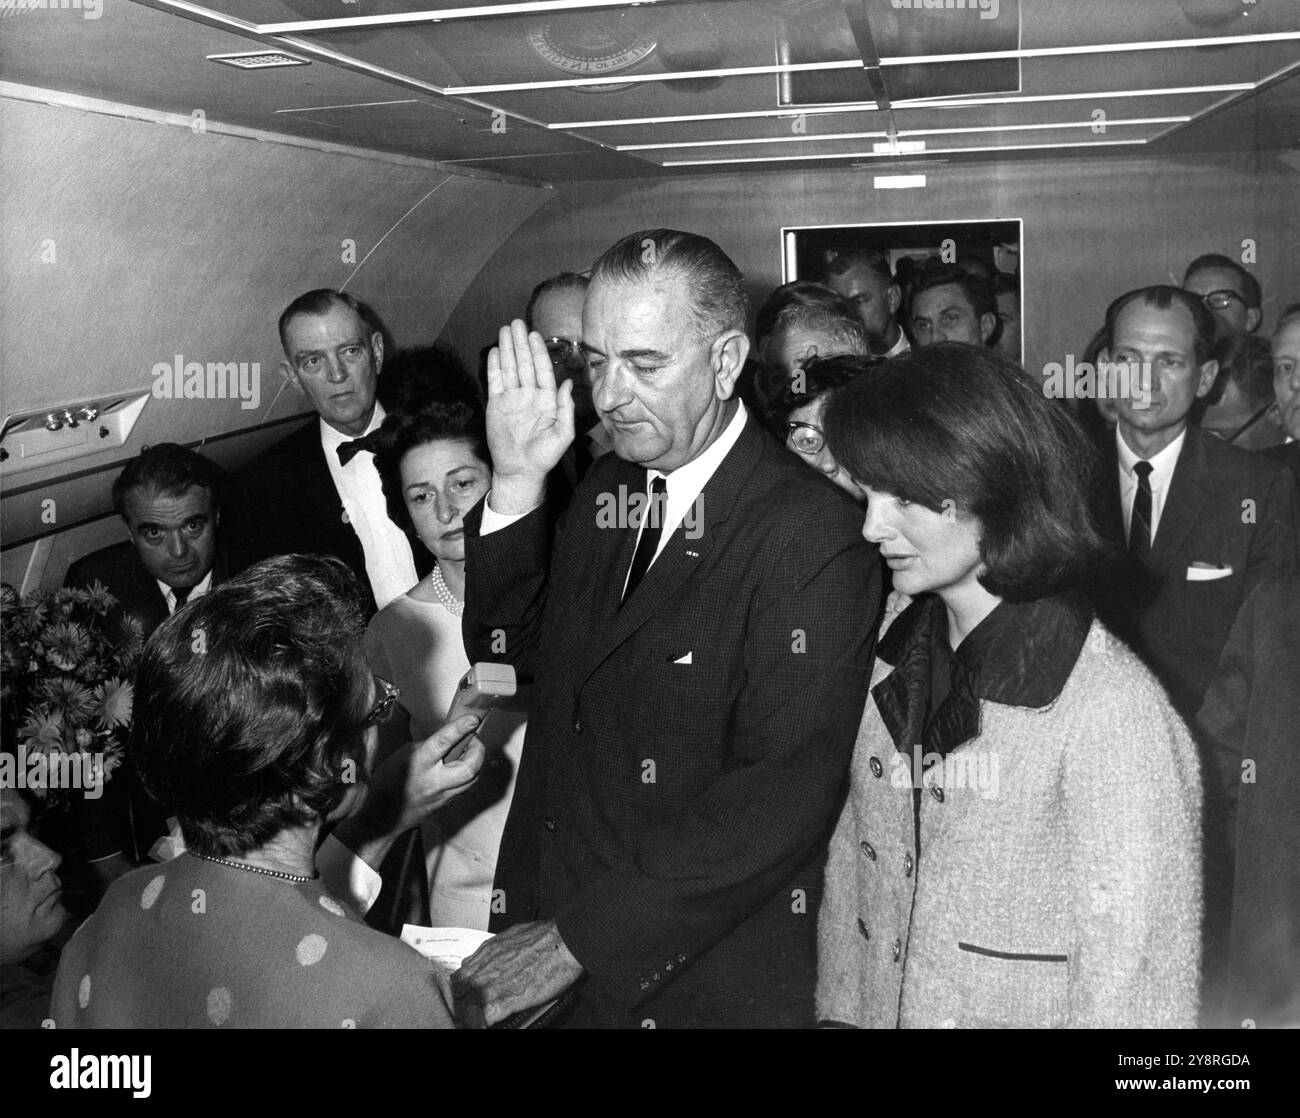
[140,875,166,910]
[78,974,91,1009]
[207,987,232,1025]
[318,895,346,918]
[296,933,328,966]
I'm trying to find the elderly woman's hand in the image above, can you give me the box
[330,714,486,871]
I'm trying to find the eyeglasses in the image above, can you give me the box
[1199,289,1248,311]
[786,421,826,455]
[364,677,400,725]
[543,337,587,369]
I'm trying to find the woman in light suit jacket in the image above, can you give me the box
[816,344,1202,1028]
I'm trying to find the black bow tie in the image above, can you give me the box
[337,431,382,466]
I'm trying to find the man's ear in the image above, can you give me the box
[280,359,302,393]
[711,330,750,400]
[887,284,902,316]
[1246,307,1262,333]
[979,312,997,345]
[1195,359,1220,399]
[371,331,385,375]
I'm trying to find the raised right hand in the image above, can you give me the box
[485,320,575,513]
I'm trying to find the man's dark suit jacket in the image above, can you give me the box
[64,541,169,646]
[463,414,881,1028]
[225,418,428,615]
[1089,426,1298,719]
[1260,439,1300,488]
[64,541,228,645]
[1196,576,1300,1028]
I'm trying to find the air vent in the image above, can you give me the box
[208,51,310,70]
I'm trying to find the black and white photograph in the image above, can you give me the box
[1,0,1297,1094]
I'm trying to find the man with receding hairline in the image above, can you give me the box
[453,229,880,1029]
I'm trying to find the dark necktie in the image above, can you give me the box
[621,476,668,607]
[171,585,191,611]
[338,431,382,466]
[1129,460,1153,564]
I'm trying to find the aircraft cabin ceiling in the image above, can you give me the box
[3,0,1299,182]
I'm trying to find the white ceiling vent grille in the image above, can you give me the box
[208,51,311,70]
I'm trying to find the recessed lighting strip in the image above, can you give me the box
[444,34,1299,95]
[256,0,671,36]
[616,116,1189,150]
[661,139,1150,167]
[550,84,1254,128]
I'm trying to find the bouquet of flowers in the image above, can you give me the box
[0,582,142,802]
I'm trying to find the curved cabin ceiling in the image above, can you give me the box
[1,0,1297,182]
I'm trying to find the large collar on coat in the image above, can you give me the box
[872,589,1094,758]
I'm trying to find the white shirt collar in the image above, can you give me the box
[1116,424,1186,480]
[157,569,213,613]
[319,403,386,457]
[648,399,748,499]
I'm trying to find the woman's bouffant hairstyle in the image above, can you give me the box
[373,394,491,533]
[132,555,373,858]
[823,342,1106,601]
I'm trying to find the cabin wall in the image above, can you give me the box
[440,152,1300,379]
[0,93,550,590]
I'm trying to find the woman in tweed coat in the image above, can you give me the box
[816,345,1202,1028]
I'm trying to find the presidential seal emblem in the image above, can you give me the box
[527,21,657,93]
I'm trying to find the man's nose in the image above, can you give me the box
[324,355,348,383]
[166,532,189,559]
[593,362,631,413]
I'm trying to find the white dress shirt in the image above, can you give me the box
[1117,426,1186,544]
[880,329,911,360]
[482,402,750,586]
[158,569,213,615]
[319,404,419,610]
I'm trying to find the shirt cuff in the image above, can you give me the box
[317,832,383,915]
[480,491,540,535]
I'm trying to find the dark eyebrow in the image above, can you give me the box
[619,347,673,362]
[293,337,365,361]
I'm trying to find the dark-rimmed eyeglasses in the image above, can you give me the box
[543,337,587,369]
[786,421,826,455]
[1199,289,1248,312]
[365,677,400,725]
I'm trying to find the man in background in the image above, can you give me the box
[908,263,998,349]
[1183,253,1263,338]
[226,289,426,616]
[65,443,225,644]
[820,247,909,359]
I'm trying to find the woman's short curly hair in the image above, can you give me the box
[824,342,1106,602]
[374,396,491,533]
[131,555,373,857]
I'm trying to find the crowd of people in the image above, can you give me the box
[2,227,1296,1030]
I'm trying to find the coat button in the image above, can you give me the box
[573,719,583,735]
[929,784,945,803]
[903,853,914,878]
[859,840,876,861]
[892,938,902,962]
[543,817,557,832]
[856,918,870,941]
[869,756,883,778]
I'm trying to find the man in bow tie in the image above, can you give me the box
[226,289,427,615]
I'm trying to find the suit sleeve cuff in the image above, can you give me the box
[481,491,540,535]
[316,832,383,915]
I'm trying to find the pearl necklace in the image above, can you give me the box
[431,564,464,617]
[189,850,314,883]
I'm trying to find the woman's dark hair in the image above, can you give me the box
[765,353,878,433]
[374,395,491,532]
[823,342,1105,602]
[132,555,373,858]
